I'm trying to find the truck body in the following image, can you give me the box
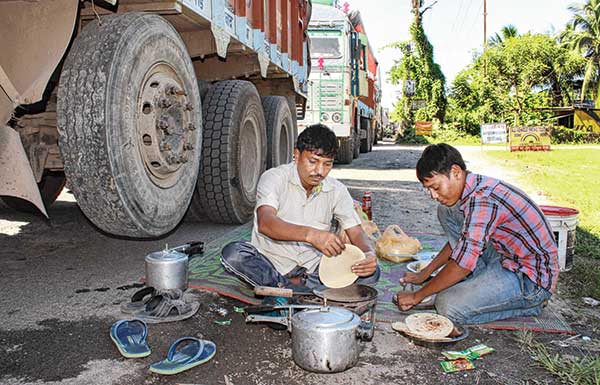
[0,0,311,238]
[297,0,380,164]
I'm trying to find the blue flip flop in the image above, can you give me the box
[110,319,151,358]
[149,337,216,375]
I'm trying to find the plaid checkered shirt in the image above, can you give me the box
[451,173,559,293]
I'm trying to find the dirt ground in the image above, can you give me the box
[1,141,598,385]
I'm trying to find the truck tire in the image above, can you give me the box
[2,171,66,213]
[191,80,266,224]
[336,137,353,164]
[262,96,294,168]
[57,13,202,238]
[360,118,371,153]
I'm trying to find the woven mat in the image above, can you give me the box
[187,226,573,333]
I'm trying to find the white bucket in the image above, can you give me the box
[541,205,578,272]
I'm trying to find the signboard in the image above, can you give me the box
[509,126,551,152]
[403,80,415,97]
[411,99,426,110]
[480,123,507,144]
[415,121,433,136]
[574,109,600,133]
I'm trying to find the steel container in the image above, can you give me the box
[291,306,368,373]
[144,249,188,291]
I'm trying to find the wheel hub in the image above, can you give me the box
[138,64,196,188]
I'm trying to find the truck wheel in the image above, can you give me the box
[336,137,353,164]
[360,118,371,153]
[192,80,266,224]
[57,13,202,238]
[262,96,294,168]
[2,171,66,213]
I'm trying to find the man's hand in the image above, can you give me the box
[307,228,345,257]
[351,253,377,277]
[395,291,421,311]
[400,270,430,285]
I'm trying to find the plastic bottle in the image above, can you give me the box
[362,191,372,220]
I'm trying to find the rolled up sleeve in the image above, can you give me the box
[255,170,282,211]
[333,185,361,230]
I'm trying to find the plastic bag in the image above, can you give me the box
[375,225,422,262]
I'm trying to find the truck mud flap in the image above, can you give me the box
[0,125,47,217]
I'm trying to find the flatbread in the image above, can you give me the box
[404,313,454,339]
[391,321,453,342]
[318,244,365,288]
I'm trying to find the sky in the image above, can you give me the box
[345,0,575,109]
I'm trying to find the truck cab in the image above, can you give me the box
[298,1,378,164]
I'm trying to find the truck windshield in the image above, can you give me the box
[310,36,342,58]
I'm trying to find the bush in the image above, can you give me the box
[551,126,600,144]
[395,124,481,145]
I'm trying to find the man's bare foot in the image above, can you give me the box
[288,276,303,285]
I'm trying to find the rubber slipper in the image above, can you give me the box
[110,319,151,358]
[120,286,155,314]
[149,337,216,375]
[135,291,200,324]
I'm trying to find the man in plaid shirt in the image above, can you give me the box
[396,144,559,324]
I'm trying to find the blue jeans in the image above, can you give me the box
[434,204,552,324]
[221,241,380,290]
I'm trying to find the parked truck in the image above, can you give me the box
[297,0,380,164]
[0,0,311,238]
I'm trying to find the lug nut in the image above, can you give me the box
[185,102,194,111]
[184,143,194,151]
[158,97,172,108]
[160,142,172,151]
[187,123,196,131]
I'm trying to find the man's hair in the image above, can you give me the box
[296,123,338,158]
[416,143,466,183]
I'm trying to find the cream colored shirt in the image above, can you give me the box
[251,162,361,275]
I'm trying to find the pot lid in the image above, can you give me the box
[293,307,357,328]
[145,250,188,263]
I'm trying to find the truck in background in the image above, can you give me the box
[0,0,311,238]
[297,0,381,164]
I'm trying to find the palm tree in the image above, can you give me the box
[563,0,600,102]
[488,24,519,47]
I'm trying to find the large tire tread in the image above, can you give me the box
[194,80,266,224]
[57,13,201,237]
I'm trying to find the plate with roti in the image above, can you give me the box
[392,312,469,346]
[319,244,365,288]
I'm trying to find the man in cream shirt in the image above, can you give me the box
[221,124,379,290]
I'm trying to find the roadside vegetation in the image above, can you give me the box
[389,0,600,146]
[515,330,600,385]
[482,148,600,300]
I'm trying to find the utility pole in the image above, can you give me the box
[483,0,487,77]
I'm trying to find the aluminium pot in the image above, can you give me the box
[144,249,188,291]
[291,306,372,373]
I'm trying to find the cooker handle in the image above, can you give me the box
[356,320,374,341]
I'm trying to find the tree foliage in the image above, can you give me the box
[446,32,585,134]
[561,0,600,103]
[388,2,446,132]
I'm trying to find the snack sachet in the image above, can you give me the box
[440,358,475,373]
[442,344,495,360]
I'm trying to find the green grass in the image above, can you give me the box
[515,330,600,385]
[483,147,600,299]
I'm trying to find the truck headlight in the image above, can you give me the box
[321,112,329,121]
[332,112,341,122]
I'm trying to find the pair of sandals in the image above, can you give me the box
[110,319,216,375]
[120,287,200,323]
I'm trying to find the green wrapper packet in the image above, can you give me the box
[442,344,495,360]
[440,358,475,373]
